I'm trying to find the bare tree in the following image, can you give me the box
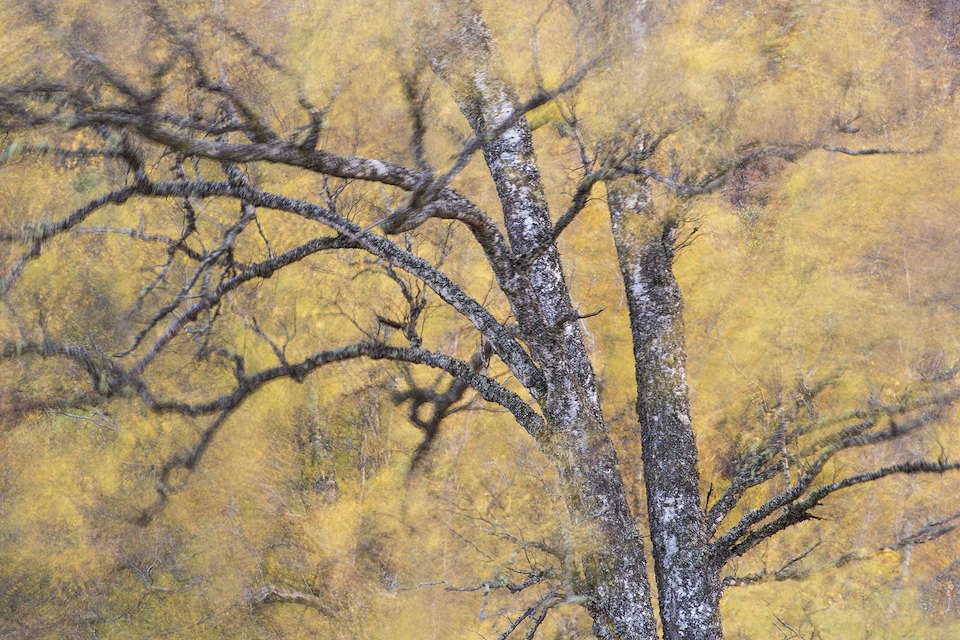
[0,1,957,639]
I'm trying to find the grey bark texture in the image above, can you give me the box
[7,3,953,639]
[608,177,724,640]
[422,4,658,638]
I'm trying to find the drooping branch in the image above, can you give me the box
[134,341,528,522]
[0,24,560,529]
[0,22,551,426]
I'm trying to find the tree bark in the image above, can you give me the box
[422,5,658,638]
[608,177,724,640]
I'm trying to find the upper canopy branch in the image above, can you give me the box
[620,141,925,198]
[381,61,597,237]
[0,64,517,288]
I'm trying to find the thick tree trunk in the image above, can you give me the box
[422,5,658,638]
[608,178,724,640]
[542,416,659,640]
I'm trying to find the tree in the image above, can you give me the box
[1,1,959,638]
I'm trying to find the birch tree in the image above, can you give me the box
[1,1,958,639]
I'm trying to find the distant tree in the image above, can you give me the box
[1,1,958,639]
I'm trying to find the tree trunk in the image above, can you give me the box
[608,177,724,640]
[542,418,660,640]
[422,5,658,637]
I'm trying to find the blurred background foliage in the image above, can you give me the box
[2,0,960,637]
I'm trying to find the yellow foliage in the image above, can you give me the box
[1,0,960,638]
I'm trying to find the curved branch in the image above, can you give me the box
[138,341,543,437]
[5,334,543,525]
[132,179,543,394]
[4,181,530,388]
[0,83,516,287]
[1,186,137,293]
[247,584,337,617]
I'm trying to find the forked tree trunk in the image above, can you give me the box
[608,177,724,640]
[422,6,658,637]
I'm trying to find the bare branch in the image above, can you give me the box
[438,567,555,594]
[0,81,516,286]
[708,380,960,536]
[72,226,204,261]
[620,142,925,198]
[1,186,137,293]
[246,584,337,617]
[723,512,960,588]
[721,542,821,589]
[716,459,960,563]
[495,590,561,640]
[123,179,543,393]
